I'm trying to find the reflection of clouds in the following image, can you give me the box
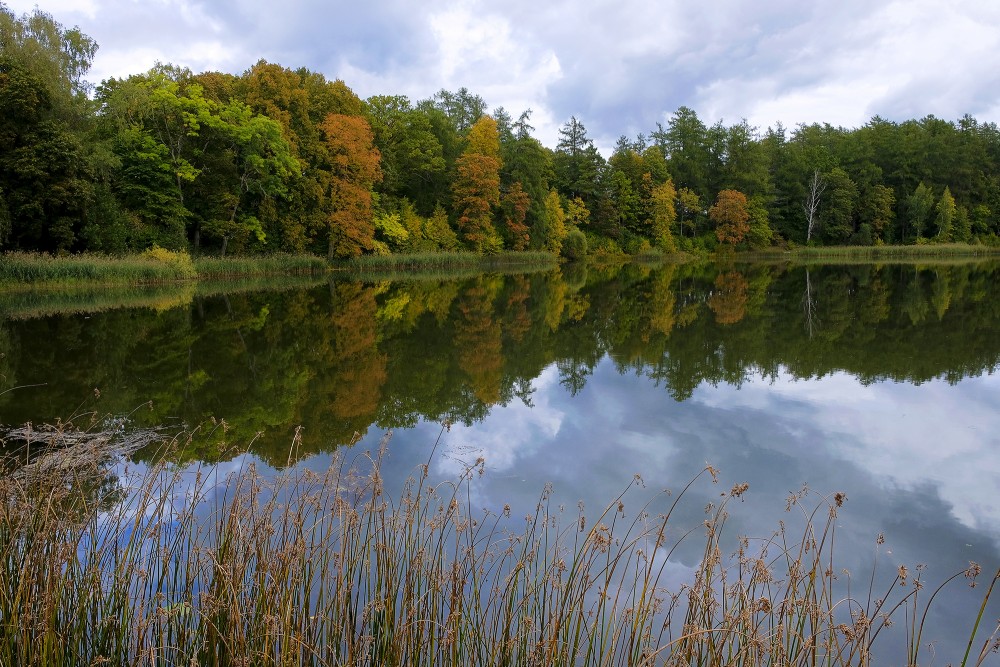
[696,370,1000,536]
[437,366,565,476]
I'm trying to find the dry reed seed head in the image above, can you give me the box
[706,464,719,484]
[730,482,749,499]
[877,532,885,545]
[965,561,982,586]
[898,564,908,585]
[834,491,846,507]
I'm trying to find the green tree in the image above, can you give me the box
[0,56,90,251]
[553,116,604,204]
[0,5,97,121]
[365,94,446,215]
[906,182,935,241]
[934,186,956,241]
[676,187,702,239]
[819,167,858,244]
[746,196,773,248]
[652,106,709,198]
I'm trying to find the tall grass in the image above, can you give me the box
[740,243,1000,265]
[340,251,558,274]
[0,425,996,666]
[0,250,196,287]
[193,254,329,278]
[0,252,328,290]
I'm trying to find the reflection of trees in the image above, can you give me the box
[328,283,387,421]
[708,271,748,325]
[5,261,1000,464]
[455,277,504,404]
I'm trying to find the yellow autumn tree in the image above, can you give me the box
[709,189,750,247]
[453,116,503,252]
[650,179,678,252]
[543,189,568,253]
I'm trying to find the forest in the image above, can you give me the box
[4,5,1000,260]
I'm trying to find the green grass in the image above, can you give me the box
[0,251,197,287]
[193,253,329,278]
[0,251,328,290]
[0,274,330,320]
[741,243,1000,265]
[339,251,559,274]
[1,423,996,666]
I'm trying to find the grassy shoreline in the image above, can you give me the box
[1,423,997,666]
[337,250,559,273]
[742,243,1000,264]
[0,251,329,289]
[3,244,999,291]
[0,250,563,289]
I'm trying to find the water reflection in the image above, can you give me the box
[2,260,999,659]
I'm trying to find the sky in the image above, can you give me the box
[7,0,1000,153]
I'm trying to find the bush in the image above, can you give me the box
[561,228,588,260]
[141,246,197,278]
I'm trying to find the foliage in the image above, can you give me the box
[453,116,503,252]
[321,113,382,258]
[561,228,588,260]
[7,4,1000,260]
[141,245,196,278]
[709,189,751,246]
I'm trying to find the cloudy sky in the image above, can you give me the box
[8,0,1000,151]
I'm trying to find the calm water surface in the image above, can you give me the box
[2,261,999,660]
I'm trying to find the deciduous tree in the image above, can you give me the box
[709,189,750,247]
[453,115,502,252]
[320,113,382,258]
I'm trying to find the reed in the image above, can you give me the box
[193,254,329,278]
[340,251,559,274]
[0,425,995,666]
[0,251,327,291]
[740,243,1000,265]
[0,250,196,287]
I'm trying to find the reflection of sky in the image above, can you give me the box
[91,355,999,663]
[372,357,1000,661]
[697,370,1000,538]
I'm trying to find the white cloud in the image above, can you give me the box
[6,0,1000,147]
[697,370,1000,536]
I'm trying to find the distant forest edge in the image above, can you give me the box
[5,7,1000,262]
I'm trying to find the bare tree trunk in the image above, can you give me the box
[803,170,826,242]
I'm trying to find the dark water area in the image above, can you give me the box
[2,260,999,661]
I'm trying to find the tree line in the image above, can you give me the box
[4,5,1000,258]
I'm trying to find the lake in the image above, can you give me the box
[2,260,998,662]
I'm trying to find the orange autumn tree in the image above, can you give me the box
[320,113,382,258]
[453,116,503,252]
[709,189,750,247]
